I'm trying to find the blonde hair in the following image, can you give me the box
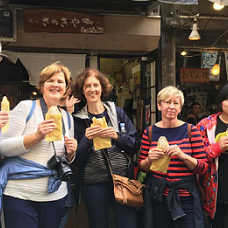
[37,62,71,94]
[157,86,184,107]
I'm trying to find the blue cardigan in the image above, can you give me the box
[0,157,61,211]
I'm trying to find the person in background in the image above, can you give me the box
[58,77,80,228]
[0,110,9,228]
[72,68,140,228]
[186,102,201,125]
[59,77,81,114]
[0,110,9,158]
[0,62,77,228]
[0,111,9,135]
[139,86,208,228]
[197,83,228,228]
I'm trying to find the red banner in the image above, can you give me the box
[180,68,209,83]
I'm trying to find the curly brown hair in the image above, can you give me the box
[72,68,113,102]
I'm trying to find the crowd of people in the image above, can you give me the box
[0,61,228,228]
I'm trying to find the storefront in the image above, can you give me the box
[0,6,160,228]
[0,8,161,137]
[176,51,228,122]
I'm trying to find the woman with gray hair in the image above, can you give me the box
[139,85,208,228]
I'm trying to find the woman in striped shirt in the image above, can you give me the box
[139,86,208,228]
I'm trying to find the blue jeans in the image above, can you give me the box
[3,195,66,228]
[82,183,137,228]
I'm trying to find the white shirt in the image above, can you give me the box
[0,100,74,202]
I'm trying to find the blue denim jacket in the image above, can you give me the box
[0,157,61,210]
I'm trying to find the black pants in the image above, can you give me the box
[152,195,196,228]
[3,195,66,228]
[211,203,228,228]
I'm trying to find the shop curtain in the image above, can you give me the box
[159,0,198,4]
[1,51,86,86]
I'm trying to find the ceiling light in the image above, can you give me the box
[208,0,228,10]
[211,53,220,75]
[181,50,187,56]
[213,2,225,10]
[211,63,220,75]
[188,17,201,41]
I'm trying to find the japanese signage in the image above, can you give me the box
[23,9,104,34]
[180,68,209,83]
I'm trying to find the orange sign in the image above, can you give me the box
[180,68,209,83]
[24,9,104,34]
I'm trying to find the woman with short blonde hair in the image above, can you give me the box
[157,86,185,107]
[139,85,208,228]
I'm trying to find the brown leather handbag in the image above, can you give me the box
[102,150,145,208]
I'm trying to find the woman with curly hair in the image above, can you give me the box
[72,68,140,228]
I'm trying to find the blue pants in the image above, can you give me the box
[152,195,196,228]
[59,183,76,228]
[82,183,137,228]
[3,195,66,228]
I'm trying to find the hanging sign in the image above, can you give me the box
[180,68,209,83]
[23,9,104,34]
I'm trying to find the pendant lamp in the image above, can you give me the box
[188,17,201,41]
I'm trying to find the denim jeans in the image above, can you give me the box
[82,183,137,228]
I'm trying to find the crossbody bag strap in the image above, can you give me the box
[101,149,114,176]
[187,124,192,142]
[26,100,36,123]
[148,126,152,145]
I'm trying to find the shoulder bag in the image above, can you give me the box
[102,150,145,208]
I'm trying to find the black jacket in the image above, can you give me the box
[73,101,141,207]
